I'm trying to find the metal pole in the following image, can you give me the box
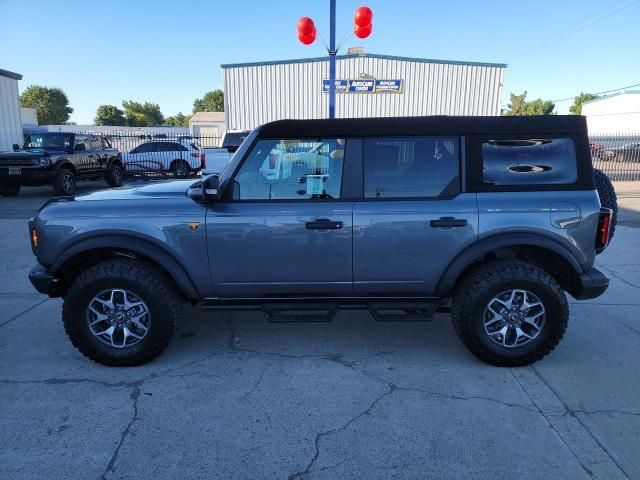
[329,0,336,119]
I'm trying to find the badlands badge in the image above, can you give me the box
[186,222,201,232]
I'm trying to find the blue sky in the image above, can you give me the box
[1,0,638,123]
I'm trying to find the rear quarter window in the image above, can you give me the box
[472,136,579,189]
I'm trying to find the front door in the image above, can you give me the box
[206,137,354,298]
[353,136,478,296]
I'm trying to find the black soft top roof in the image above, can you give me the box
[257,115,587,139]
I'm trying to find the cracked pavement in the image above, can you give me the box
[1,185,640,479]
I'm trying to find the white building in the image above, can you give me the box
[582,91,640,134]
[222,51,506,131]
[0,68,23,152]
[189,111,225,146]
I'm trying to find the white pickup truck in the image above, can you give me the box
[201,130,250,175]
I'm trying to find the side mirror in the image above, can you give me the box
[187,175,220,203]
[12,144,20,152]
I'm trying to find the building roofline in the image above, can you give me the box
[221,53,507,69]
[0,68,23,80]
[582,90,640,106]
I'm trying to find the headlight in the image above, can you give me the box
[39,158,49,167]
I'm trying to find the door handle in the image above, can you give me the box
[305,219,343,230]
[430,217,467,228]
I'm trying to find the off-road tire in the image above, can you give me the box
[62,259,183,366]
[451,260,569,367]
[52,168,76,196]
[593,168,617,241]
[0,184,20,196]
[171,159,190,178]
[105,162,124,188]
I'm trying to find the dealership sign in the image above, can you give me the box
[322,79,403,93]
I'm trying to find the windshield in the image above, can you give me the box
[23,134,73,150]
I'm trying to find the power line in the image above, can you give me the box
[552,82,640,102]
[510,0,638,61]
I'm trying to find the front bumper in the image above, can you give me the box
[29,263,63,297]
[573,267,610,300]
[0,167,56,186]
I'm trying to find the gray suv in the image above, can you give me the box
[27,116,613,367]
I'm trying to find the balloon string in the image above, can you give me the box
[316,28,330,52]
[336,30,354,53]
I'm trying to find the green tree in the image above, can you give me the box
[164,112,190,127]
[122,100,164,126]
[94,105,126,126]
[503,91,555,116]
[193,90,224,113]
[20,85,73,124]
[569,92,598,115]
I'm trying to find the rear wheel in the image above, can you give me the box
[62,259,183,366]
[0,184,20,196]
[53,168,76,196]
[593,168,617,241]
[105,162,124,188]
[452,260,568,366]
[171,160,190,178]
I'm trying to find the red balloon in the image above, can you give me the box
[297,17,315,36]
[354,23,372,39]
[298,28,316,45]
[354,6,373,27]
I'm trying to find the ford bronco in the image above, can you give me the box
[27,116,614,367]
[0,132,123,196]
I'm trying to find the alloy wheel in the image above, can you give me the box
[483,289,545,348]
[86,288,151,348]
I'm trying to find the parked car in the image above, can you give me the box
[28,115,614,367]
[0,132,123,196]
[605,142,640,163]
[122,139,204,177]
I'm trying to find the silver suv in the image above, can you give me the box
[27,116,613,367]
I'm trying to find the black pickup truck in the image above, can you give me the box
[0,132,123,196]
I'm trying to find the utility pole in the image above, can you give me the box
[328,0,336,119]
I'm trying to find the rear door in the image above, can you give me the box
[73,135,91,175]
[206,137,355,298]
[353,136,478,296]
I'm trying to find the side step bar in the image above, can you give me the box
[202,298,449,323]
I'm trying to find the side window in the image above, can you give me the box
[74,135,88,152]
[134,142,152,153]
[232,138,346,200]
[87,136,102,150]
[482,137,577,186]
[364,137,460,198]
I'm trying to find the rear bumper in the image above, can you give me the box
[573,267,609,300]
[28,263,62,297]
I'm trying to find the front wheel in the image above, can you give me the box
[0,184,20,196]
[62,259,183,366]
[452,260,568,367]
[52,168,76,196]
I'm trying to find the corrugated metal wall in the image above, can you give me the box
[223,55,505,130]
[0,76,23,152]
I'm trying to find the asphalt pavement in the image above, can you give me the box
[1,181,639,480]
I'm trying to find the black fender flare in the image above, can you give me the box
[434,232,585,297]
[53,159,77,174]
[50,234,200,301]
